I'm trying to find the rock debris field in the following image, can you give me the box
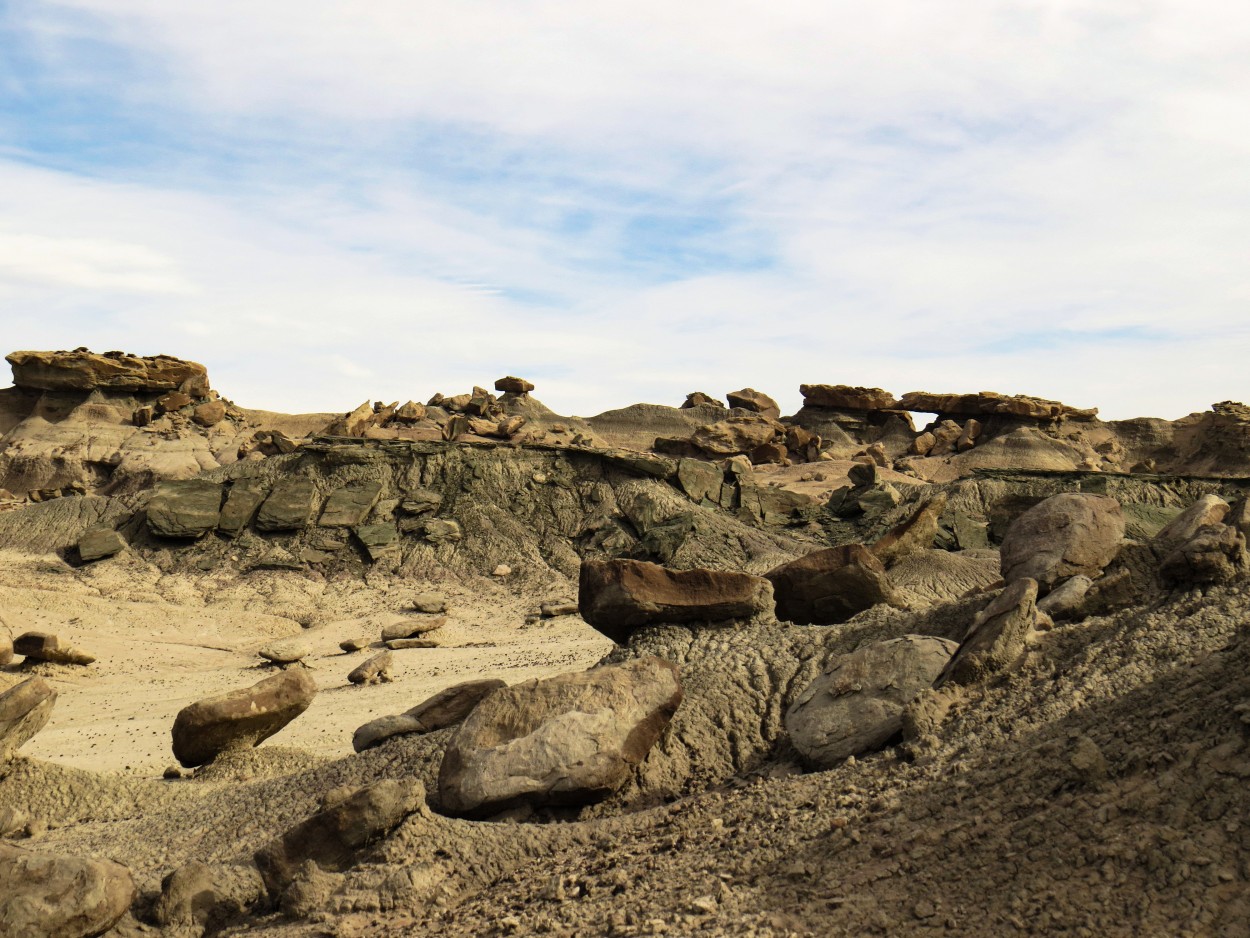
[2,348,1250,937]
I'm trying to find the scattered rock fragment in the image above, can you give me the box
[339,637,369,653]
[422,519,463,544]
[681,391,724,408]
[1037,575,1093,621]
[0,843,135,938]
[0,677,57,761]
[1159,523,1248,587]
[172,668,317,768]
[578,558,773,645]
[540,601,579,618]
[438,657,682,816]
[152,861,264,935]
[1152,494,1230,554]
[725,388,781,419]
[410,593,447,614]
[386,637,440,650]
[192,400,227,427]
[869,494,947,567]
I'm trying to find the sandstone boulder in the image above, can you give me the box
[0,633,11,667]
[765,545,903,625]
[725,388,781,419]
[147,480,223,539]
[681,392,724,409]
[438,657,682,816]
[1153,495,1230,553]
[256,480,318,532]
[799,384,898,410]
[254,779,424,896]
[411,593,447,614]
[494,376,535,395]
[347,651,393,685]
[676,458,723,503]
[380,614,447,642]
[77,526,125,562]
[0,677,56,761]
[0,844,135,938]
[172,668,317,768]
[1037,575,1093,621]
[258,639,310,665]
[1159,524,1248,587]
[6,348,207,392]
[939,578,1039,686]
[999,493,1125,592]
[14,632,95,665]
[152,861,264,935]
[352,678,505,751]
[786,635,958,768]
[578,559,773,644]
[192,400,227,427]
[386,637,439,650]
[690,415,781,456]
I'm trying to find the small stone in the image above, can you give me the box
[540,601,579,618]
[192,400,227,427]
[339,638,369,653]
[163,765,183,780]
[690,896,718,915]
[492,564,511,577]
[380,615,446,642]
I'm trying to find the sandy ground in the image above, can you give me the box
[0,550,612,776]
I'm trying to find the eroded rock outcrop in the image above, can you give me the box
[6,349,208,393]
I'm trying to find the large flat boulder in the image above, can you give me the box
[786,635,958,768]
[800,384,898,410]
[172,669,317,768]
[1153,495,1230,554]
[689,415,780,456]
[6,348,207,392]
[999,493,1125,592]
[725,388,781,419]
[0,677,57,761]
[146,480,223,539]
[0,843,135,938]
[765,544,903,625]
[438,657,682,816]
[898,390,1097,420]
[578,559,773,644]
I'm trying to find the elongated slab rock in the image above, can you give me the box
[13,632,95,666]
[938,578,1040,686]
[578,559,773,645]
[438,657,682,816]
[172,669,317,768]
[352,678,505,752]
[0,843,135,938]
[0,677,57,761]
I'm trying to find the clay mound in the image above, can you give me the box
[585,402,727,452]
[888,548,1002,606]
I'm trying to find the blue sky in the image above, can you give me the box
[1,0,1248,419]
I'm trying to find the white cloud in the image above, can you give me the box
[0,1,1247,420]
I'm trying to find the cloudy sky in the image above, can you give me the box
[1,1,1247,419]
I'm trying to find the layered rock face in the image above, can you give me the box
[6,349,208,393]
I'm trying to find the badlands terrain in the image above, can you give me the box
[2,348,1250,937]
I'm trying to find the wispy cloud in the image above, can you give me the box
[0,1,1247,420]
